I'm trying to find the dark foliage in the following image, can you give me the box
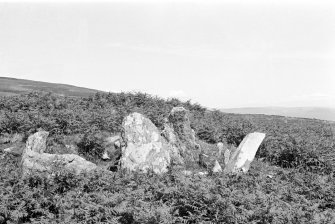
[0,91,335,223]
[0,156,334,224]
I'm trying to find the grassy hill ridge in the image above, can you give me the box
[0,77,102,97]
[221,106,335,122]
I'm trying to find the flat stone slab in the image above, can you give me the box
[224,132,266,173]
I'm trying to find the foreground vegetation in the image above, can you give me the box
[1,154,334,223]
[0,92,334,223]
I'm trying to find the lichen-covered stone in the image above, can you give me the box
[24,131,49,154]
[163,107,201,164]
[21,131,97,177]
[161,122,185,165]
[120,113,171,174]
[168,107,196,148]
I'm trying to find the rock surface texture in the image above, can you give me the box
[168,107,197,148]
[101,135,122,161]
[224,148,231,166]
[162,107,200,164]
[217,142,224,156]
[224,132,266,173]
[120,113,171,174]
[21,131,97,177]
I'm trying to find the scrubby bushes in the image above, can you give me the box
[1,154,335,223]
[1,91,335,223]
[1,91,334,171]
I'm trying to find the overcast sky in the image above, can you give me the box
[0,0,334,108]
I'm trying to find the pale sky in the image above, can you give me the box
[0,0,335,108]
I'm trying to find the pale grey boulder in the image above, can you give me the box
[224,132,266,173]
[120,113,171,174]
[24,131,49,154]
[21,131,97,177]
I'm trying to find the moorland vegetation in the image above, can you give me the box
[0,92,334,223]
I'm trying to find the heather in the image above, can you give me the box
[0,92,334,223]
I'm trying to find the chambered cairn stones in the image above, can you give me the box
[162,107,201,165]
[224,132,266,173]
[120,113,171,174]
[120,107,202,173]
[21,131,97,177]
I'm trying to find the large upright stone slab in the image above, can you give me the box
[162,107,200,164]
[161,122,185,165]
[120,113,171,174]
[224,132,265,173]
[168,107,196,148]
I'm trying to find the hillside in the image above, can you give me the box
[0,91,335,223]
[0,77,102,97]
[221,106,335,122]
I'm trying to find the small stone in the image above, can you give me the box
[3,147,13,153]
[182,170,193,176]
[212,160,222,173]
[197,171,208,176]
[102,150,110,160]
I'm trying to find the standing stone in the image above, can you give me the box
[161,122,185,165]
[224,132,266,173]
[163,107,200,164]
[120,113,171,174]
[168,107,195,148]
[212,160,223,173]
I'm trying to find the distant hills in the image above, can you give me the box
[220,107,335,122]
[1,77,334,122]
[0,77,102,97]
